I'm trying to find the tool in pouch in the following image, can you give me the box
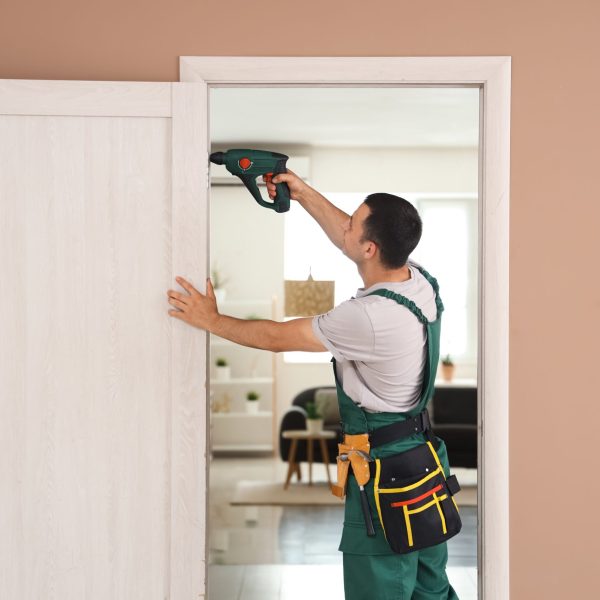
[209,149,291,213]
[332,410,463,554]
[331,434,376,537]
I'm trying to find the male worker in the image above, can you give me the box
[166,171,459,600]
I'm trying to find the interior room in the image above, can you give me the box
[207,86,480,599]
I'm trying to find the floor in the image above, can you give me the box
[208,456,478,599]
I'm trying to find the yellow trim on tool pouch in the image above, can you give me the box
[376,467,441,494]
[426,441,444,473]
[407,494,448,515]
[403,505,413,546]
[374,459,386,538]
[433,493,447,534]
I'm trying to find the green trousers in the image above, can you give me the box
[343,542,459,600]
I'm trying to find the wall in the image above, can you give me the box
[211,145,478,419]
[2,1,599,597]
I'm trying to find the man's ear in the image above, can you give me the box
[364,241,378,260]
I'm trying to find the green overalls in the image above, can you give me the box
[333,267,460,600]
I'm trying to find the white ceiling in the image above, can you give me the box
[210,87,479,148]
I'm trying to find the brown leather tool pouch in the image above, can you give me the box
[330,434,370,499]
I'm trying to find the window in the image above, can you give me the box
[284,193,478,367]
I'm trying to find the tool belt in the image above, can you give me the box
[332,409,462,554]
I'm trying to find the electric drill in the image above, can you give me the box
[209,149,291,213]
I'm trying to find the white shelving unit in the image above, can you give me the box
[209,297,278,454]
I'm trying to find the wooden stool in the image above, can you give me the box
[282,429,336,490]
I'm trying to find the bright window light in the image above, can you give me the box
[283,193,477,364]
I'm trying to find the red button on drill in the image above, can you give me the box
[239,157,252,170]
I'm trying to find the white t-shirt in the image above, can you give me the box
[312,263,437,413]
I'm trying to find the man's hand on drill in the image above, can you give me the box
[263,169,309,202]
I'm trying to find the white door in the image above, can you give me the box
[0,80,208,599]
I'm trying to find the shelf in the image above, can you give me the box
[211,377,273,385]
[212,411,273,418]
[212,444,274,452]
[209,297,277,456]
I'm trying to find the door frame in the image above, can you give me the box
[181,56,511,600]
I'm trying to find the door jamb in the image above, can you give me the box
[180,55,511,600]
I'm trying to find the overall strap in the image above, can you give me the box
[413,265,445,319]
[365,265,444,322]
[364,265,444,418]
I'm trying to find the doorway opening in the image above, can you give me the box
[207,85,480,599]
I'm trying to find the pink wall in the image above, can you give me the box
[2,1,599,597]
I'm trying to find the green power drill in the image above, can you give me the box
[209,149,291,213]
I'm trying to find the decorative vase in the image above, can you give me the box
[306,418,324,434]
[215,366,231,381]
[441,364,455,382]
[246,400,259,414]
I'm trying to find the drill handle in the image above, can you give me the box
[271,159,291,213]
[239,165,290,213]
[239,174,268,209]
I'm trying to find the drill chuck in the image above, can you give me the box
[209,151,225,165]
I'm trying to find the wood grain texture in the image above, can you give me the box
[170,82,208,600]
[0,79,171,117]
[0,81,208,599]
[180,55,509,84]
[477,59,511,600]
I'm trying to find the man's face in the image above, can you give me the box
[342,203,372,262]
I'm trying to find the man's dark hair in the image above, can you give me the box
[362,193,422,269]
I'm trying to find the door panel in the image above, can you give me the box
[0,81,207,600]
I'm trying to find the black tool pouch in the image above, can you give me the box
[373,440,462,554]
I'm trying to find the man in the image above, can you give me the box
[166,171,459,599]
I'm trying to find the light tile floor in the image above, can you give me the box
[209,565,477,600]
[209,456,478,599]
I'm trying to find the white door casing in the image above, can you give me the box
[181,56,511,600]
[0,80,208,599]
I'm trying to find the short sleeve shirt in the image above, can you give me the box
[311,263,437,413]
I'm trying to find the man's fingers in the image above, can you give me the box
[175,276,200,296]
[169,297,188,310]
[271,169,296,184]
[167,290,189,304]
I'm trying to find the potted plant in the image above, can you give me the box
[305,400,324,434]
[246,390,260,414]
[441,354,456,382]
[215,357,231,381]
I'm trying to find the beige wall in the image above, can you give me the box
[2,1,599,597]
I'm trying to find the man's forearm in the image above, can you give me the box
[209,315,280,351]
[298,187,350,250]
[207,314,326,353]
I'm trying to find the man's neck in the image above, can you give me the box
[359,263,412,289]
